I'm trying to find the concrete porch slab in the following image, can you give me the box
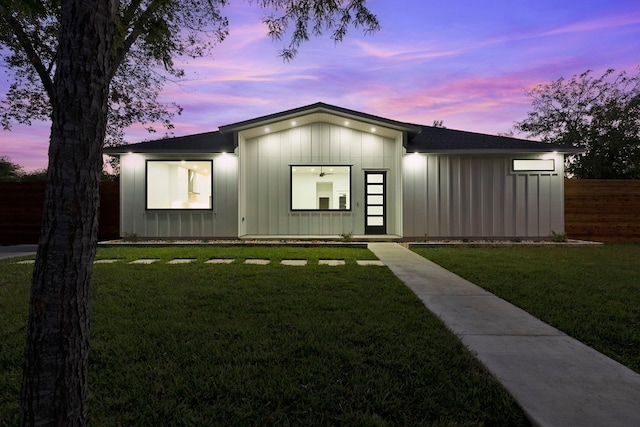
[129,259,160,264]
[167,258,197,264]
[319,259,346,266]
[205,258,235,264]
[245,259,270,265]
[281,260,307,266]
[356,260,385,266]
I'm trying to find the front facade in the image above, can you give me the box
[106,103,580,240]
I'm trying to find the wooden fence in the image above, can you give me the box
[0,182,119,245]
[565,179,640,242]
[2,180,640,244]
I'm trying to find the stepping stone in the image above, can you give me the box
[356,260,385,266]
[319,260,345,266]
[16,260,35,264]
[281,260,307,266]
[245,259,270,265]
[205,259,235,264]
[129,259,160,264]
[94,259,120,264]
[167,258,196,264]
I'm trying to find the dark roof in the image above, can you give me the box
[104,103,582,155]
[103,131,234,155]
[407,125,581,153]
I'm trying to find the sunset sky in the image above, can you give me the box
[1,0,639,171]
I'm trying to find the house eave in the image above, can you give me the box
[104,148,234,156]
[408,148,583,155]
[219,102,422,139]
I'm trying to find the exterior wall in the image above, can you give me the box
[119,153,238,238]
[402,153,565,239]
[238,123,403,236]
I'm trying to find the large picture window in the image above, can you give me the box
[147,160,212,209]
[291,166,351,211]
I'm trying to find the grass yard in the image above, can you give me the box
[412,244,640,374]
[0,246,529,426]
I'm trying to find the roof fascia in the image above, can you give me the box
[407,148,584,155]
[219,102,422,134]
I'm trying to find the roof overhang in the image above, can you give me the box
[102,131,234,156]
[409,147,584,155]
[219,102,422,140]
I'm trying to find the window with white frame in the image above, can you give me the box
[146,160,213,209]
[512,159,555,172]
[291,166,351,210]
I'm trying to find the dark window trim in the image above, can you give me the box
[364,170,387,235]
[290,164,353,212]
[145,159,214,211]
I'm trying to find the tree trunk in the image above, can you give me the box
[20,1,116,425]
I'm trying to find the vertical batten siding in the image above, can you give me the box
[403,154,565,239]
[241,122,402,236]
[119,153,238,238]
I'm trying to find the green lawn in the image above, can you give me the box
[0,246,528,426]
[412,244,640,374]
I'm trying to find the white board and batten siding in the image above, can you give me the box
[118,153,238,238]
[402,153,565,239]
[118,124,566,240]
[238,122,404,237]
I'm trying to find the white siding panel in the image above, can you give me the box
[241,122,399,236]
[117,153,238,239]
[403,154,565,239]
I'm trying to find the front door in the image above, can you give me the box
[364,171,386,234]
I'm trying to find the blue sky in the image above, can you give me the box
[1,0,639,171]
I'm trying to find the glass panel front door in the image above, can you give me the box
[364,171,386,234]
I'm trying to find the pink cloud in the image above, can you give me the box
[351,40,462,61]
[543,11,640,36]
[0,121,51,171]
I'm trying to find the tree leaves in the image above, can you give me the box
[1,0,380,145]
[259,0,379,60]
[515,68,640,179]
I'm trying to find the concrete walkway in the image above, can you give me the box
[368,242,640,427]
[0,244,38,260]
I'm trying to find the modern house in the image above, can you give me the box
[104,102,581,240]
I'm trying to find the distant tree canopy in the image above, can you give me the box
[515,68,640,179]
[0,157,113,182]
[0,155,24,181]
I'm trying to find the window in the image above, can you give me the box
[146,160,212,209]
[291,166,351,210]
[513,159,555,172]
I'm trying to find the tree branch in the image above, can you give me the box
[109,0,167,80]
[0,5,54,98]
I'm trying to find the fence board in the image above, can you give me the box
[565,179,640,242]
[0,182,119,245]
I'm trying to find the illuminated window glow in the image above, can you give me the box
[513,159,555,171]
[146,160,212,209]
[291,166,351,210]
